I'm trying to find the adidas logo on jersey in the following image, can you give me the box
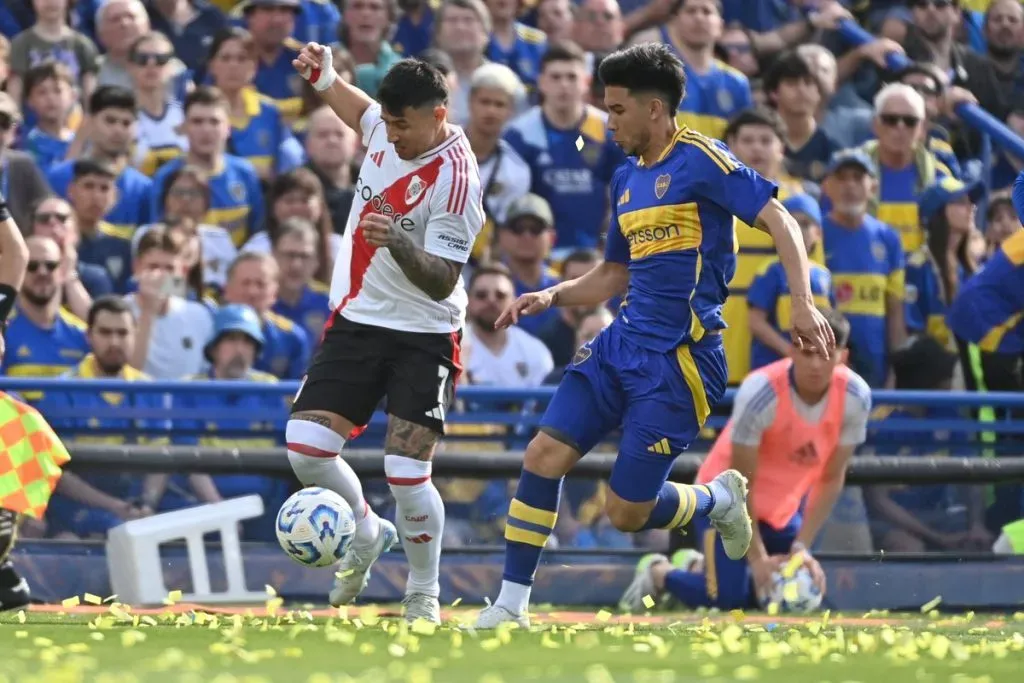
[618,189,630,206]
[647,438,671,455]
[370,151,385,167]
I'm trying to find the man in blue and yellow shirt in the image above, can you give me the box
[486,0,547,90]
[228,86,303,180]
[270,218,330,341]
[169,304,291,541]
[223,251,310,379]
[821,150,907,388]
[67,159,134,293]
[39,296,170,539]
[748,194,834,370]
[47,87,153,235]
[245,0,306,122]
[477,43,835,628]
[631,0,752,140]
[1,237,90,395]
[151,87,266,247]
[505,41,624,252]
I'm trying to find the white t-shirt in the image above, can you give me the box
[463,324,554,387]
[478,139,532,226]
[126,294,215,379]
[729,368,873,448]
[134,100,188,175]
[329,102,485,334]
[133,223,238,291]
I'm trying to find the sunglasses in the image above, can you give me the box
[28,260,59,274]
[472,289,510,301]
[34,211,70,224]
[506,222,548,236]
[911,0,953,8]
[907,82,940,97]
[880,113,922,128]
[130,52,174,67]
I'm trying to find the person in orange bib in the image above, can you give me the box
[621,308,871,610]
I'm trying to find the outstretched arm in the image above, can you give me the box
[291,41,374,138]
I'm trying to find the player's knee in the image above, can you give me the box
[604,498,648,532]
[285,417,346,484]
[522,431,580,479]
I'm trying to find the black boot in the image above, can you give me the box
[0,559,29,611]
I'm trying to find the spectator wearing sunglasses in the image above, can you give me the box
[463,262,554,388]
[128,32,188,177]
[893,63,964,179]
[496,194,560,338]
[0,236,90,398]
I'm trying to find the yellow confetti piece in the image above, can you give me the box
[61,596,81,608]
[167,589,183,602]
[450,597,462,607]
[90,632,104,641]
[335,569,356,579]
[388,643,407,658]
[15,610,25,624]
[265,584,277,596]
[642,595,655,609]
[14,631,27,639]
[84,593,102,605]
[595,610,612,622]
[575,136,584,152]
[781,554,803,579]
[282,648,303,657]
[734,665,760,680]
[33,637,53,647]
[920,596,942,613]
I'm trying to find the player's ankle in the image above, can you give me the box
[353,509,381,546]
[707,479,733,516]
[495,579,531,615]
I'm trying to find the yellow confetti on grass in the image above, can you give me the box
[595,610,612,622]
[450,598,462,607]
[61,596,80,608]
[781,554,803,579]
[641,595,655,609]
[15,610,25,624]
[265,585,277,596]
[84,593,102,605]
[921,596,942,613]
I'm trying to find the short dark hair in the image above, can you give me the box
[723,107,786,143]
[89,85,136,116]
[184,85,229,115]
[136,225,186,260]
[468,262,514,290]
[560,248,600,278]
[87,295,134,329]
[540,40,587,73]
[598,43,686,112]
[821,307,851,349]
[24,61,74,98]
[763,50,815,96]
[72,158,117,182]
[377,59,449,115]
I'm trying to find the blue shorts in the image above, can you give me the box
[694,513,801,609]
[539,322,727,503]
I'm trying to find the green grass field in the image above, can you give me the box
[1,602,1022,682]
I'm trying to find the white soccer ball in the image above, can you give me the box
[276,487,356,567]
[765,565,823,613]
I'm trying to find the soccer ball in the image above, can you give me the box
[276,487,356,567]
[765,565,823,613]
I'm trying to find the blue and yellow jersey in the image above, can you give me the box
[393,6,435,57]
[662,28,752,140]
[230,0,342,51]
[504,105,625,249]
[487,23,546,89]
[47,161,153,234]
[151,155,265,247]
[785,128,840,184]
[38,355,170,445]
[256,311,311,380]
[747,259,833,370]
[603,127,777,353]
[1,308,90,400]
[948,229,1024,354]
[823,214,905,387]
[904,247,957,347]
[926,129,962,180]
[78,222,134,294]
[722,174,817,383]
[24,127,72,173]
[271,281,330,343]
[253,47,304,123]
[228,88,296,177]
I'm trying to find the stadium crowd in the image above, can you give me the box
[0,0,1022,554]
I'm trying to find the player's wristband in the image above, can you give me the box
[0,283,15,323]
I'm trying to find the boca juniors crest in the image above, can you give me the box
[654,174,671,199]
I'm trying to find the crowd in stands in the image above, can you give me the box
[1,0,1023,553]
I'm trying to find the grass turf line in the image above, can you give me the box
[1,607,1022,682]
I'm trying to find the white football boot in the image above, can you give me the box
[707,469,753,560]
[329,518,398,607]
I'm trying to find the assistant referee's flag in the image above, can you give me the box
[0,392,70,519]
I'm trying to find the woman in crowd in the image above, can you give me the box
[127,32,188,177]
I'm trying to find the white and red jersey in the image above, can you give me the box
[328,102,484,334]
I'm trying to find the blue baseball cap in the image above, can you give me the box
[205,304,266,362]
[782,194,823,227]
[824,149,877,178]
[917,177,986,225]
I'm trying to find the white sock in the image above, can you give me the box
[385,454,444,598]
[286,419,380,545]
[708,479,734,516]
[495,580,531,615]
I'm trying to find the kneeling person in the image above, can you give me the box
[622,309,870,610]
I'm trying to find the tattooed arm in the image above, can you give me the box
[386,229,463,301]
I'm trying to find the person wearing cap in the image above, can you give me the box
[243,0,306,122]
[496,193,561,337]
[167,302,290,541]
[864,334,993,553]
[748,194,834,371]
[822,148,906,388]
[905,177,985,348]
[0,92,52,232]
[231,0,341,57]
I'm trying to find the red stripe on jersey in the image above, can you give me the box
[287,442,337,458]
[387,475,431,486]
[450,331,463,387]
[447,146,470,216]
[455,146,469,215]
[445,149,461,213]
